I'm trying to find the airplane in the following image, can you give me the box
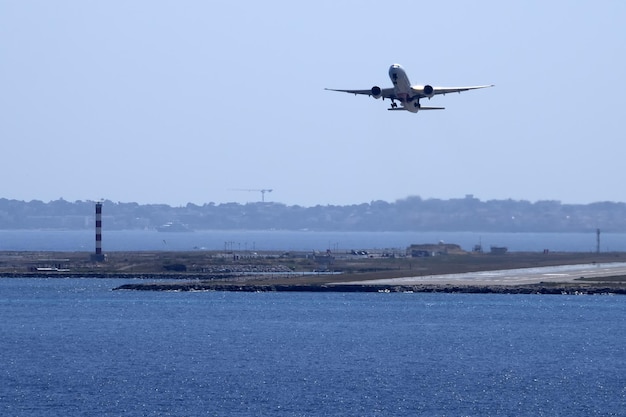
[325,64,493,113]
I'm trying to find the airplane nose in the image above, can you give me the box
[389,64,400,78]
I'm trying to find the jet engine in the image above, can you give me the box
[371,86,382,99]
[412,85,435,98]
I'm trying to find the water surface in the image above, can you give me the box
[1,278,624,416]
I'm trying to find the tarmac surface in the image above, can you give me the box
[334,262,626,286]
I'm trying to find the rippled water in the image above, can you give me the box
[1,278,624,416]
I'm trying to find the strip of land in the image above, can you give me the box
[2,250,625,294]
[114,264,626,295]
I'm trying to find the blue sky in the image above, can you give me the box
[1,1,625,206]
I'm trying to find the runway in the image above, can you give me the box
[334,262,626,287]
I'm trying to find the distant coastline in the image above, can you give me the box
[2,196,626,232]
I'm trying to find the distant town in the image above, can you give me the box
[1,195,626,233]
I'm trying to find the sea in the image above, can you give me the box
[1,231,625,416]
[0,278,624,416]
[0,229,624,252]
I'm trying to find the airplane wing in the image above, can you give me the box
[324,88,397,99]
[415,85,494,98]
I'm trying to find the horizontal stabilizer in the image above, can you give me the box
[387,106,445,111]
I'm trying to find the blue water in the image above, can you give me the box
[0,229,622,252]
[0,279,624,416]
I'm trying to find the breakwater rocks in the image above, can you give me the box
[114,281,626,295]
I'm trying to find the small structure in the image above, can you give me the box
[28,258,71,272]
[407,243,465,257]
[490,246,508,255]
[314,250,335,271]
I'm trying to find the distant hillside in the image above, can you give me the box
[1,196,625,232]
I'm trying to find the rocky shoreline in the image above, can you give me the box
[113,279,626,295]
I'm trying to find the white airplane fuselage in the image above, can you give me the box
[388,64,414,110]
